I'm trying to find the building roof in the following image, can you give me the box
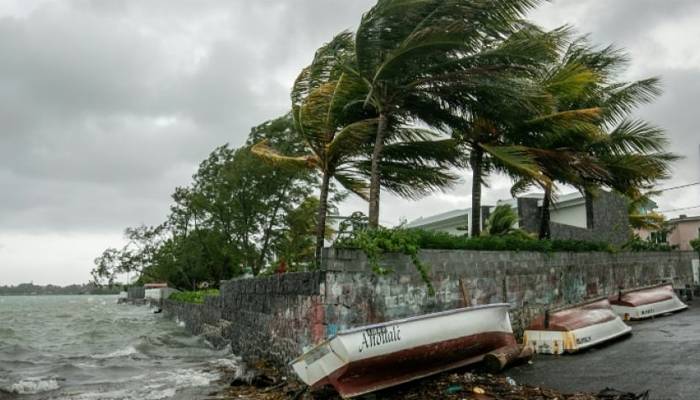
[668,215,700,224]
[405,208,470,228]
[406,191,593,229]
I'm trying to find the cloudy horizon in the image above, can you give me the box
[1,0,699,285]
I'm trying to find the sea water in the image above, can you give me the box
[0,295,239,399]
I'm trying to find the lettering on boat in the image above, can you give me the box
[575,336,592,345]
[641,308,655,316]
[358,326,401,353]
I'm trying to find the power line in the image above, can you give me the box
[656,182,700,192]
[658,205,700,213]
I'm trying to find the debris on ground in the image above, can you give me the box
[215,362,650,400]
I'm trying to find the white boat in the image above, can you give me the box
[524,298,631,355]
[290,304,515,398]
[609,283,687,320]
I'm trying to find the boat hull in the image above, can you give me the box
[291,304,515,398]
[610,283,688,320]
[524,299,631,355]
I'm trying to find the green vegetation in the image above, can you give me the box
[337,228,613,254]
[0,283,122,296]
[690,238,700,254]
[483,205,524,237]
[93,0,679,290]
[169,289,220,304]
[335,227,615,293]
[623,235,677,252]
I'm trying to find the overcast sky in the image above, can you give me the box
[1,0,699,285]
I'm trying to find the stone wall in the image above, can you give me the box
[518,191,630,246]
[161,249,698,370]
[322,249,695,335]
[218,271,326,367]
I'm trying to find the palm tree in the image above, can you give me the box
[348,0,547,228]
[253,32,462,265]
[484,204,520,236]
[252,32,376,265]
[513,36,678,238]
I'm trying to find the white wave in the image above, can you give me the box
[91,345,139,359]
[7,377,60,394]
[210,357,241,372]
[169,368,219,387]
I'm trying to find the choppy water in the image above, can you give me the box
[0,296,239,400]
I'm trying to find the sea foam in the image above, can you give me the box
[7,377,60,394]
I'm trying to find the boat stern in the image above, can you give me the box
[524,299,631,354]
[610,284,688,320]
[290,339,346,388]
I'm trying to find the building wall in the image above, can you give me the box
[550,203,586,228]
[161,248,696,370]
[669,220,700,251]
[519,191,630,246]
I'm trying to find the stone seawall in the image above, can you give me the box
[161,250,699,370]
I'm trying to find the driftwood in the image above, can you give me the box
[483,344,533,373]
[458,278,470,307]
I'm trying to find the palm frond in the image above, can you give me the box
[250,140,318,170]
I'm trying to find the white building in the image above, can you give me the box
[406,192,589,235]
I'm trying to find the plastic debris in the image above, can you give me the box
[473,386,486,394]
[445,384,463,394]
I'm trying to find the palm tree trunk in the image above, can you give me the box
[470,146,484,237]
[314,170,331,267]
[539,184,552,240]
[584,189,594,229]
[368,112,388,229]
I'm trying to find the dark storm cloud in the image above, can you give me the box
[1,0,698,231]
[0,0,374,232]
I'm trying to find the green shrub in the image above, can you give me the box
[623,236,676,252]
[407,229,613,252]
[334,227,434,295]
[168,289,220,304]
[690,238,700,254]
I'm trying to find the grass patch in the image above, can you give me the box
[168,289,220,304]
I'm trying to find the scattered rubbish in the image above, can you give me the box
[222,363,653,400]
[290,304,516,398]
[597,387,650,400]
[472,386,486,394]
[610,283,687,320]
[445,384,463,394]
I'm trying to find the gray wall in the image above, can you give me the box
[161,249,697,369]
[519,191,630,246]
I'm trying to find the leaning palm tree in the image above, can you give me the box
[252,32,376,264]
[514,36,678,238]
[253,32,461,265]
[348,0,547,228]
[449,25,580,236]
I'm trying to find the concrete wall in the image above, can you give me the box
[669,219,700,251]
[161,249,697,370]
[127,286,144,299]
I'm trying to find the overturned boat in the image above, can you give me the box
[290,304,515,398]
[609,283,687,320]
[524,298,631,355]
